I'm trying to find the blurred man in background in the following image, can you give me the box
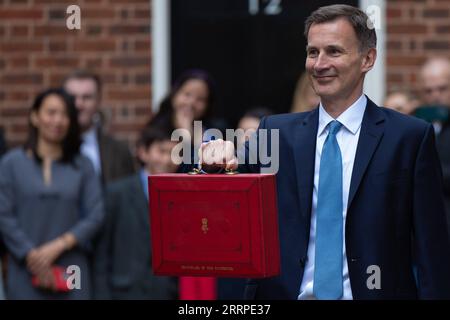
[419,57,450,237]
[420,57,450,108]
[64,70,135,186]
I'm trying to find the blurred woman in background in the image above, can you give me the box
[290,71,320,113]
[0,88,104,299]
[148,69,227,145]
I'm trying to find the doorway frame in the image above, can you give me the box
[151,0,387,111]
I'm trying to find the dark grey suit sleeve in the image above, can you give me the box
[119,143,136,177]
[413,123,450,299]
[92,185,116,299]
[0,156,35,261]
[69,158,105,246]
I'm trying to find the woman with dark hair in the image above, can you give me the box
[148,69,227,144]
[0,88,104,299]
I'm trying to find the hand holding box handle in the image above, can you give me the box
[191,139,238,175]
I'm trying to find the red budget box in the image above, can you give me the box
[148,173,280,278]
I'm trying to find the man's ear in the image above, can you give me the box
[361,48,377,73]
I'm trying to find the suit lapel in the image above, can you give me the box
[347,98,385,209]
[293,109,319,221]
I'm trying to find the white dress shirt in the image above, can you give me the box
[298,94,367,300]
[81,126,102,176]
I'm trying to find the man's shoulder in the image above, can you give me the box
[262,111,313,128]
[106,173,140,195]
[377,106,430,133]
[73,153,97,170]
[106,173,139,194]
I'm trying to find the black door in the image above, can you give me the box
[171,0,358,127]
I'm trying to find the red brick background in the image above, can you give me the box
[386,0,450,97]
[1,0,450,149]
[0,0,152,147]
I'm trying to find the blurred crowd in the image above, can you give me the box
[1,55,450,299]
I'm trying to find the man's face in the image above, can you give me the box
[64,78,100,131]
[138,140,178,174]
[420,71,450,106]
[305,18,375,105]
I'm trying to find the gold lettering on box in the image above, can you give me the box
[201,218,209,234]
[180,265,235,271]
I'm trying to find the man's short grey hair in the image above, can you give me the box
[304,4,377,52]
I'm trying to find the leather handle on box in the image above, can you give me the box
[192,140,239,175]
[224,168,238,175]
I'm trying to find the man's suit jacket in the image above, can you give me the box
[93,174,178,299]
[241,98,450,299]
[436,121,450,238]
[97,127,136,186]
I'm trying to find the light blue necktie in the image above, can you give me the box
[313,120,343,299]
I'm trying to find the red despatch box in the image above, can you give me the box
[148,173,280,278]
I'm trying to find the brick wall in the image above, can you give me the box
[2,0,450,149]
[0,0,152,148]
[386,0,450,98]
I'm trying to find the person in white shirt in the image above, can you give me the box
[64,70,135,185]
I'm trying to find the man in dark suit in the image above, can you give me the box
[64,70,135,186]
[93,127,178,299]
[419,58,450,239]
[200,5,450,299]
